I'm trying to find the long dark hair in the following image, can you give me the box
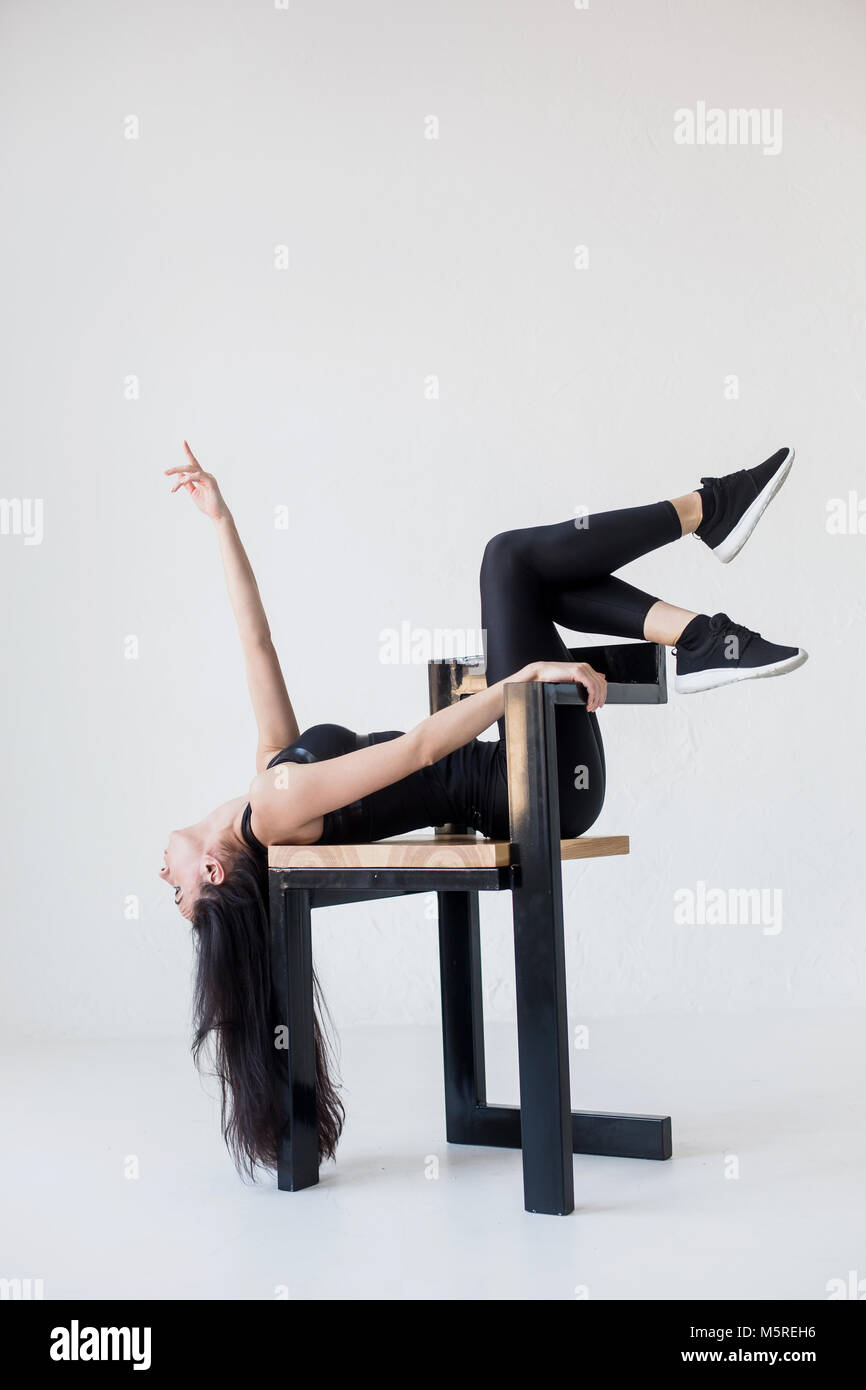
[190,843,344,1177]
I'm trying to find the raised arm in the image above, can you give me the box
[166,442,300,771]
[248,658,607,845]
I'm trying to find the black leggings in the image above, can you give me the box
[480,497,683,837]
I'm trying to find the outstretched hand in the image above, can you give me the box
[165,442,228,521]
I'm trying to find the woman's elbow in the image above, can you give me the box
[407,727,437,770]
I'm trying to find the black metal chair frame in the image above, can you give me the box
[268,641,673,1215]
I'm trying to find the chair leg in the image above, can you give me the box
[437,890,486,1141]
[269,881,319,1192]
[511,870,573,1215]
[506,681,574,1216]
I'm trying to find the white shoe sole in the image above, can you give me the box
[675,647,808,694]
[713,446,795,564]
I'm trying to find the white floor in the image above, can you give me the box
[1,1008,863,1301]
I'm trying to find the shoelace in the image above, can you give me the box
[673,616,756,661]
[694,469,759,539]
[711,616,756,657]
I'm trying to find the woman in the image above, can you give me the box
[161,441,806,1178]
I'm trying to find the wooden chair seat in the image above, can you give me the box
[268,831,629,871]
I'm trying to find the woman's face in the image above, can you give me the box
[159,799,244,917]
[159,828,205,920]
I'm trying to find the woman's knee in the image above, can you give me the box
[480,529,527,583]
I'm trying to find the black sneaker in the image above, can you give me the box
[674,612,808,694]
[696,446,794,563]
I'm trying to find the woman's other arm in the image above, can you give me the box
[165,442,300,771]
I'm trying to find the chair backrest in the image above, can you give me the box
[427,655,487,716]
[428,641,667,714]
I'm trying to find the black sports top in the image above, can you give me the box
[240,722,509,855]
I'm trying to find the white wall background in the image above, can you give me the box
[1,0,863,1045]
